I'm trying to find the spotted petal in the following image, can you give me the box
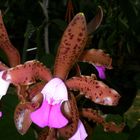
[54,12,87,80]
[59,93,79,138]
[0,11,20,67]
[2,60,52,86]
[79,49,112,69]
[66,76,120,106]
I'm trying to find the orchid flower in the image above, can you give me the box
[0,9,123,140]
[30,78,68,128]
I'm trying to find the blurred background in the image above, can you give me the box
[0,0,140,139]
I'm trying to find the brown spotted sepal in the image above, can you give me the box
[66,76,120,106]
[79,49,112,69]
[14,102,35,135]
[59,93,79,139]
[54,12,87,80]
[0,11,20,67]
[80,108,104,124]
[80,108,125,133]
[2,60,52,86]
[103,122,125,133]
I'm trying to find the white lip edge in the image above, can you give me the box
[41,77,68,105]
[69,120,88,140]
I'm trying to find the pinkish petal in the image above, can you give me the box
[49,102,68,128]
[0,71,10,99]
[95,66,106,79]
[69,120,87,140]
[30,99,68,128]
[0,111,2,118]
[41,78,68,105]
[31,78,68,128]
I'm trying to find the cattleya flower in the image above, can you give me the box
[0,7,124,140]
[30,78,69,128]
[30,78,88,139]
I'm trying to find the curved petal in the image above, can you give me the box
[14,102,34,135]
[59,93,79,139]
[80,108,104,124]
[69,120,87,140]
[31,78,68,128]
[54,12,87,80]
[0,61,9,71]
[87,6,103,35]
[41,78,68,105]
[81,108,125,133]
[2,60,52,86]
[79,49,112,69]
[0,11,20,67]
[103,122,125,133]
[66,76,120,106]
[30,99,68,128]
[95,65,106,79]
[0,71,10,99]
[27,82,44,103]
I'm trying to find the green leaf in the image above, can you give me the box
[40,53,55,69]
[51,19,67,31]
[92,125,128,140]
[124,90,140,129]
[98,37,104,49]
[105,114,124,125]
[106,31,116,48]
